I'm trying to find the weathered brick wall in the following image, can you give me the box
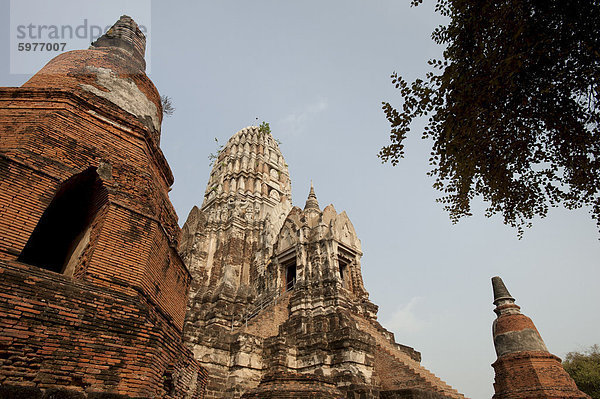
[0,16,207,397]
[0,259,205,398]
[0,156,56,261]
[0,88,189,328]
[241,291,291,338]
[374,347,429,392]
[492,352,590,399]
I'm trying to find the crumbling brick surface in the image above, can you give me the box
[353,313,463,398]
[0,259,205,398]
[0,88,189,328]
[241,292,291,338]
[380,389,449,399]
[493,313,539,336]
[0,16,206,398]
[492,352,590,399]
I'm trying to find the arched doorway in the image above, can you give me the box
[18,167,108,275]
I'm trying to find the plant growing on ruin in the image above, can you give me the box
[208,137,224,167]
[258,121,283,145]
[258,121,271,136]
[160,95,175,117]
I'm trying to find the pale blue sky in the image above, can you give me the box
[2,1,599,398]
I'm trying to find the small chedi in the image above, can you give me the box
[179,125,465,398]
[490,277,590,399]
[0,16,205,398]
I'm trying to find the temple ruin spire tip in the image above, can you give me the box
[491,276,515,305]
[91,15,147,70]
[304,181,320,211]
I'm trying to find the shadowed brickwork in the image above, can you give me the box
[0,16,206,398]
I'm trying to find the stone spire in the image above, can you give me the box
[490,276,590,399]
[179,125,292,333]
[91,15,147,71]
[304,181,320,211]
[491,275,520,318]
[200,126,291,214]
[491,276,514,304]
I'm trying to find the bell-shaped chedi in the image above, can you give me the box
[491,276,590,399]
[23,15,163,142]
[0,16,204,398]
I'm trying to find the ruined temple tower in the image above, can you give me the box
[180,126,465,398]
[0,16,205,398]
[3,12,595,399]
[490,277,589,399]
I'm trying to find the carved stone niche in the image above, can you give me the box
[269,189,280,201]
[337,243,358,293]
[277,223,294,254]
[276,248,297,294]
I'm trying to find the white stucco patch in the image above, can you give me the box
[80,66,160,132]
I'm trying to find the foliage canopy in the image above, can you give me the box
[380,0,600,236]
[563,345,600,399]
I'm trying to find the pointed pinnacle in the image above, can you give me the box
[304,181,320,211]
[492,276,515,305]
[91,15,146,70]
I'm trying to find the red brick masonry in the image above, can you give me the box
[0,16,207,398]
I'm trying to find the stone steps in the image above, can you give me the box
[377,344,464,399]
[353,315,465,399]
[239,292,291,338]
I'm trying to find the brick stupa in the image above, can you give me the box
[0,16,206,398]
[491,276,589,399]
